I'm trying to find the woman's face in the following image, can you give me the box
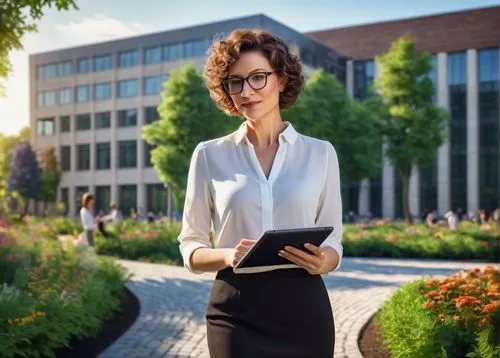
[226,51,285,121]
[88,199,95,209]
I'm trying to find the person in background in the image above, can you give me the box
[101,203,122,224]
[80,193,96,247]
[426,210,437,228]
[445,211,458,230]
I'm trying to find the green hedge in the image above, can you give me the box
[377,266,500,357]
[0,226,129,358]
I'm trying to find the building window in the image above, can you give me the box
[60,116,71,133]
[59,88,72,105]
[118,140,137,168]
[36,118,55,136]
[37,63,57,79]
[478,48,499,212]
[76,114,91,131]
[144,106,159,124]
[75,186,89,215]
[77,144,90,171]
[117,79,138,98]
[77,58,90,73]
[94,82,112,101]
[184,39,208,58]
[95,186,111,215]
[60,146,71,171]
[76,85,90,103]
[419,54,438,214]
[119,185,137,217]
[118,109,137,127]
[162,43,183,61]
[118,49,138,68]
[143,75,163,95]
[94,54,113,72]
[144,142,154,167]
[147,184,167,213]
[57,61,72,76]
[354,60,375,100]
[144,46,162,64]
[95,112,111,129]
[60,187,69,215]
[37,90,57,107]
[448,51,467,212]
[96,142,111,170]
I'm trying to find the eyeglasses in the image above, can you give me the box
[221,71,274,95]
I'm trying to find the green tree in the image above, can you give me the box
[283,69,382,211]
[0,0,78,94]
[38,145,62,215]
[142,65,238,208]
[373,36,449,223]
[0,126,30,182]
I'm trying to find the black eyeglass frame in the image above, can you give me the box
[221,71,274,95]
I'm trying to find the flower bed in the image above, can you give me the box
[344,222,499,262]
[376,266,500,357]
[0,221,129,358]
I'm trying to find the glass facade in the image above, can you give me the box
[76,85,90,103]
[57,61,72,76]
[144,76,163,95]
[95,186,111,215]
[119,140,137,168]
[60,116,70,132]
[162,43,183,61]
[448,52,468,212]
[478,48,500,212]
[36,118,54,136]
[59,88,72,105]
[96,142,111,170]
[119,185,137,216]
[77,58,90,73]
[77,144,90,171]
[118,50,138,68]
[145,142,154,167]
[147,184,167,213]
[60,146,71,171]
[353,59,381,217]
[95,112,111,129]
[419,55,439,214]
[94,54,113,72]
[60,187,69,215]
[37,91,57,107]
[94,82,112,101]
[38,61,71,79]
[76,114,91,131]
[144,106,159,124]
[184,39,209,58]
[118,109,137,127]
[144,46,162,64]
[117,79,138,98]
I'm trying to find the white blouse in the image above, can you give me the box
[178,121,343,274]
[80,207,96,230]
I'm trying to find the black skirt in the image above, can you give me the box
[206,267,335,358]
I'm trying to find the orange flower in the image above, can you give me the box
[482,302,499,314]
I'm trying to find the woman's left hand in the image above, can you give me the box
[278,243,327,275]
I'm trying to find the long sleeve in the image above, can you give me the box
[80,208,96,230]
[178,142,213,274]
[315,141,343,272]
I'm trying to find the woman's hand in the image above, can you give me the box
[278,243,328,275]
[224,239,257,268]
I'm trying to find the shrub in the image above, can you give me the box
[378,266,500,357]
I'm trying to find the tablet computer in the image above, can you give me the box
[233,226,333,274]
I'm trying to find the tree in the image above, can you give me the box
[38,145,62,215]
[142,65,239,208]
[373,36,449,223]
[0,0,78,94]
[7,141,41,216]
[283,69,382,210]
[0,126,31,182]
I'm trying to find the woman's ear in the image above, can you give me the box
[278,74,288,92]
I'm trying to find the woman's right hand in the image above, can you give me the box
[224,239,257,268]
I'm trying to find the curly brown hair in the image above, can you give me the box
[204,29,304,116]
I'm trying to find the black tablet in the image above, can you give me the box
[233,226,333,274]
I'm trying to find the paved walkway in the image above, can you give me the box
[99,258,492,358]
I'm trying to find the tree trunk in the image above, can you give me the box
[400,169,413,224]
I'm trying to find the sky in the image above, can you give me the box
[1,0,499,136]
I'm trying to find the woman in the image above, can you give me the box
[178,29,343,358]
[80,192,96,247]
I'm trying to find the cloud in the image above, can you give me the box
[54,14,150,44]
